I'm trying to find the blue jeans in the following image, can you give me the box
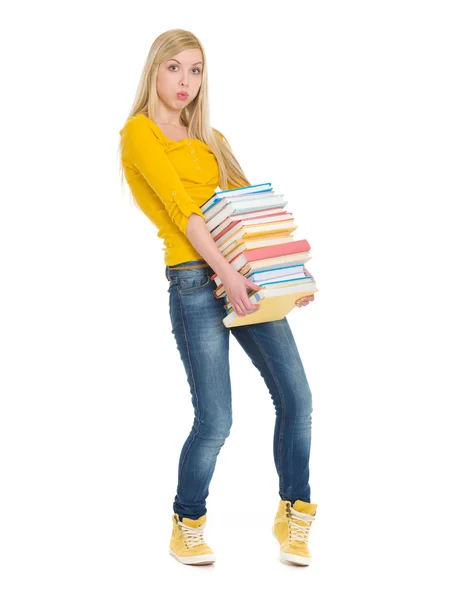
[165,259,313,520]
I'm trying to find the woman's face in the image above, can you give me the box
[157,48,204,110]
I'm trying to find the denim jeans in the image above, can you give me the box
[164,259,313,520]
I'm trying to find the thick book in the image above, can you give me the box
[222,235,294,262]
[212,253,312,298]
[225,276,316,310]
[221,233,294,256]
[227,239,311,272]
[222,281,319,328]
[212,251,312,286]
[214,212,293,245]
[210,207,287,239]
[246,264,306,282]
[214,271,311,299]
[205,195,286,229]
[201,182,273,213]
[217,221,298,252]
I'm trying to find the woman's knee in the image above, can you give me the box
[285,386,313,420]
[197,413,233,441]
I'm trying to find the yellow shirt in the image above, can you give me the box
[120,113,232,266]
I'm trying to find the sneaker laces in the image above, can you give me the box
[180,521,207,548]
[288,506,316,543]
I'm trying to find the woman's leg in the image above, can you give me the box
[229,317,313,504]
[166,260,232,520]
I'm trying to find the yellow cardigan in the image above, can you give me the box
[120,113,234,266]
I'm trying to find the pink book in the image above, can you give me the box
[229,239,311,265]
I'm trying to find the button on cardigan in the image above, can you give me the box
[119,113,234,267]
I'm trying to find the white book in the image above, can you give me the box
[201,182,273,212]
[205,194,286,227]
[230,250,310,273]
[213,259,310,288]
[248,265,306,282]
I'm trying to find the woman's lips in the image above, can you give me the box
[177,93,188,99]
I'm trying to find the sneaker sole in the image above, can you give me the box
[169,549,216,565]
[280,551,311,566]
[272,528,311,566]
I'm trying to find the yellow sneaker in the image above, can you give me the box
[169,513,216,565]
[272,499,317,566]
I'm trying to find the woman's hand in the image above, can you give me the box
[295,266,316,308]
[221,269,263,317]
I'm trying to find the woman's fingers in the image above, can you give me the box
[241,290,259,314]
[233,299,257,317]
[233,296,259,317]
[295,294,315,307]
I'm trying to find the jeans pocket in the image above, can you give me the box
[177,272,211,294]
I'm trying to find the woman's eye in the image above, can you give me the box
[168,65,201,74]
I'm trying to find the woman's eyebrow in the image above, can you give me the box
[168,59,203,66]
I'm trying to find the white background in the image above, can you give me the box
[1,0,468,597]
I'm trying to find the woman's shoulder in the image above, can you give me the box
[119,113,167,145]
[120,112,147,131]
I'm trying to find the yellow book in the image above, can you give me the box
[222,282,318,328]
[217,222,297,252]
[241,221,297,238]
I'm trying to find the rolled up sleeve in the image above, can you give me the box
[121,118,206,235]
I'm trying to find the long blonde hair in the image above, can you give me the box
[118,28,251,205]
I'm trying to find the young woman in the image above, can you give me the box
[119,29,317,567]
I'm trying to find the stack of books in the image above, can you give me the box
[201,182,319,328]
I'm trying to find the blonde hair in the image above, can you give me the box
[118,28,251,206]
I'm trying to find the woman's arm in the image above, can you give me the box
[186,215,262,316]
[186,214,236,278]
[120,118,206,236]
